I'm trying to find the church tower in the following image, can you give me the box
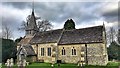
[25,2,39,36]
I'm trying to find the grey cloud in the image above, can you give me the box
[2,2,30,9]
[2,15,24,38]
[3,2,101,24]
[102,8,119,23]
[2,16,22,31]
[34,2,101,25]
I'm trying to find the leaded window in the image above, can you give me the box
[48,47,51,56]
[41,48,44,56]
[72,47,76,55]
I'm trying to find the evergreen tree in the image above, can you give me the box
[107,41,120,61]
[2,38,17,63]
[64,19,75,30]
[15,37,23,43]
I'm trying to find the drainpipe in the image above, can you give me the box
[36,44,38,61]
[85,44,88,65]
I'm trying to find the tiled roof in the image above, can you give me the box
[30,29,62,44]
[18,36,33,45]
[17,44,36,56]
[23,45,36,56]
[30,25,104,44]
[58,26,103,44]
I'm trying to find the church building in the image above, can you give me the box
[17,6,108,65]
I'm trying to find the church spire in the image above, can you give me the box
[32,0,34,15]
[25,0,38,36]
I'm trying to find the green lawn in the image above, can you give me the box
[2,61,120,68]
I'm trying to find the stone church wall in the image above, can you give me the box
[32,43,57,63]
[58,43,108,65]
[58,44,82,63]
[31,42,108,65]
[87,43,108,65]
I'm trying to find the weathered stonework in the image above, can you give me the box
[32,43,108,65]
[58,44,82,63]
[86,43,108,65]
[57,43,108,65]
[31,43,57,63]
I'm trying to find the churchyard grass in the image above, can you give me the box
[1,61,120,68]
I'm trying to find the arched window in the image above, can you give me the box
[62,47,65,55]
[74,49,76,55]
[72,47,76,55]
[72,49,74,55]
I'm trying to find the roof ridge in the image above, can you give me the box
[77,25,103,30]
[37,29,62,33]
[35,25,103,33]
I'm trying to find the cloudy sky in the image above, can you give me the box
[0,0,119,40]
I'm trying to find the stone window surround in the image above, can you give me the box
[41,48,44,56]
[39,47,53,57]
[62,47,65,56]
[71,47,77,56]
[47,47,51,56]
[60,47,77,56]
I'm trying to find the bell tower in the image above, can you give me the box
[25,2,39,36]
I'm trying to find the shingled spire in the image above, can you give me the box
[25,1,38,36]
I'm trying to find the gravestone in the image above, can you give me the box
[17,59,27,68]
[10,58,14,68]
[23,59,26,67]
[5,59,10,68]
[51,63,54,68]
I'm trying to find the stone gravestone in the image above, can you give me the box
[17,59,27,68]
[17,60,23,68]
[23,59,26,68]
[10,58,14,68]
[5,59,10,68]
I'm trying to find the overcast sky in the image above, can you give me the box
[0,1,119,40]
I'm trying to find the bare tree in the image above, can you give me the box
[18,15,53,32]
[2,25,12,39]
[38,20,53,31]
[106,27,117,44]
[116,29,120,45]
[118,29,120,44]
[18,21,27,31]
